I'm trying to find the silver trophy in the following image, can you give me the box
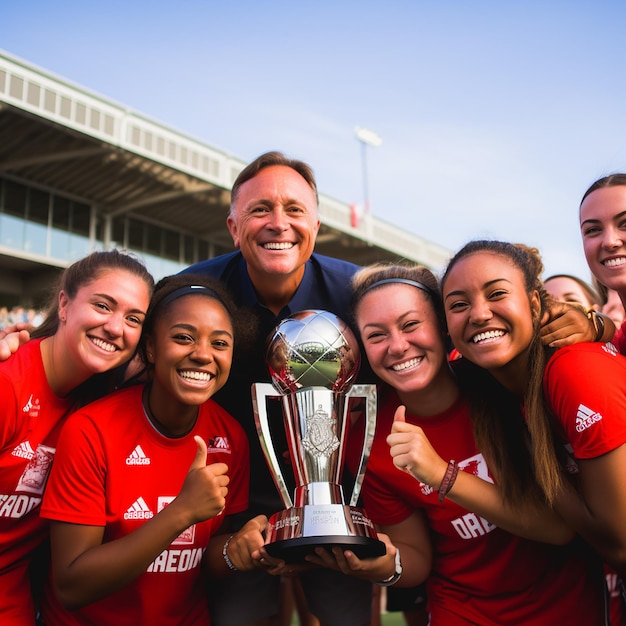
[252,310,384,562]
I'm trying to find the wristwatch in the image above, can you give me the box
[376,548,402,587]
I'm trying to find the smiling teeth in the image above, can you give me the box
[180,371,212,381]
[264,242,293,250]
[91,337,116,352]
[604,257,626,268]
[392,357,421,371]
[472,330,504,343]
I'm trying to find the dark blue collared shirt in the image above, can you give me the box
[182,251,366,517]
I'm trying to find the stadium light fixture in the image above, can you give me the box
[354,126,382,214]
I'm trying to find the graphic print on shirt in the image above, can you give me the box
[418,452,492,497]
[207,434,232,454]
[449,453,497,541]
[2,443,56,518]
[141,497,203,574]
[158,496,196,545]
[16,444,55,495]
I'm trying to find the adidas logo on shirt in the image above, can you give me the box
[126,445,151,466]
[12,441,35,460]
[575,404,602,433]
[603,342,618,356]
[124,496,154,520]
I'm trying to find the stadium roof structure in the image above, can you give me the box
[0,50,450,283]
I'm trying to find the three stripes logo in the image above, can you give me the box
[124,496,154,520]
[575,404,602,433]
[12,441,35,460]
[126,445,150,466]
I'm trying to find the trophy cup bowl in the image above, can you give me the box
[252,310,385,562]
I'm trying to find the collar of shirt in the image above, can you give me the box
[237,256,316,323]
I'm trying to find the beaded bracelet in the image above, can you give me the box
[438,460,459,502]
[222,534,238,571]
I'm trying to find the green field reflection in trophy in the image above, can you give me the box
[252,309,385,562]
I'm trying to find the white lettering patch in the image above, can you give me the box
[147,547,205,573]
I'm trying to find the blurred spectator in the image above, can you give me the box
[603,288,625,329]
[26,308,44,328]
[0,307,8,330]
[592,277,625,330]
[9,306,26,325]
[543,274,601,310]
[0,305,45,330]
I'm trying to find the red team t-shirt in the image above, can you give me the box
[611,320,626,355]
[40,384,249,626]
[348,386,607,625]
[544,341,626,626]
[544,342,626,460]
[0,338,74,625]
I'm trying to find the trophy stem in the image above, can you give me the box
[295,482,344,507]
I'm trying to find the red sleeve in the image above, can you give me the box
[613,320,626,355]
[360,469,415,527]
[544,343,626,459]
[41,412,107,525]
[0,370,19,449]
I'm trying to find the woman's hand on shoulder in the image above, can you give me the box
[540,301,614,347]
[0,323,31,360]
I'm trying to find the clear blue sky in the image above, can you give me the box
[3,1,626,282]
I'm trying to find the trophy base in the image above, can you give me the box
[264,534,386,562]
[264,504,386,563]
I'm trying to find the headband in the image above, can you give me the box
[159,285,224,308]
[363,277,435,298]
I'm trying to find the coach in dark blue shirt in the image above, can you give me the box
[183,151,372,626]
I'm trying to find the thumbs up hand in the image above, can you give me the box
[387,406,448,489]
[177,436,230,525]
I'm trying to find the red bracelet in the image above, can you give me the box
[438,460,459,502]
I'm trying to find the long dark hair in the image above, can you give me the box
[442,240,561,505]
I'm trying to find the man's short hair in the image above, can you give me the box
[230,151,319,214]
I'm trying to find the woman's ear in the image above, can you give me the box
[530,290,542,321]
[58,290,69,323]
[145,337,156,364]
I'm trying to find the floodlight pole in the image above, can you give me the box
[354,126,382,214]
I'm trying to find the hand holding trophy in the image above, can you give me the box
[252,310,385,563]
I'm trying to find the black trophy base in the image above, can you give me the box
[264,534,386,563]
[264,504,386,563]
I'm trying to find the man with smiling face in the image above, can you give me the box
[183,152,373,626]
